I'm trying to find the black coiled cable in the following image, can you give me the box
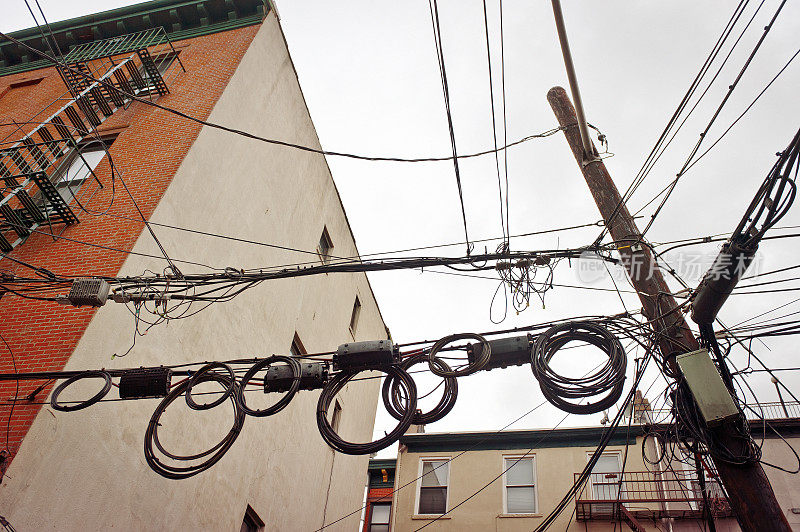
[382,352,457,425]
[50,370,112,412]
[531,321,626,414]
[236,356,301,417]
[427,332,491,377]
[185,362,236,410]
[145,371,245,479]
[317,364,416,455]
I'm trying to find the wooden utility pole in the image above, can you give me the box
[547,86,790,531]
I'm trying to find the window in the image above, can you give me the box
[317,226,333,263]
[330,400,342,433]
[51,145,108,204]
[240,505,264,532]
[290,332,306,357]
[368,503,390,532]
[503,456,537,514]
[587,452,622,514]
[417,460,448,515]
[349,296,361,336]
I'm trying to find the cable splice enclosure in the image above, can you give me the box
[333,340,398,371]
[265,361,328,393]
[467,334,531,371]
[691,240,758,324]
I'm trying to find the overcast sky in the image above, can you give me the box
[4,1,800,458]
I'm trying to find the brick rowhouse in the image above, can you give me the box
[0,13,259,473]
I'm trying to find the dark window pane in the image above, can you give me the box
[369,525,389,532]
[419,486,447,514]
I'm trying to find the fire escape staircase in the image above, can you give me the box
[620,506,646,532]
[0,31,172,253]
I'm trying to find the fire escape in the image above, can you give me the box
[575,469,733,531]
[0,28,180,253]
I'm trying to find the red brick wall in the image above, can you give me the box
[0,23,261,472]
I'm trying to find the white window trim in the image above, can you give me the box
[415,457,450,516]
[586,450,623,499]
[501,454,538,515]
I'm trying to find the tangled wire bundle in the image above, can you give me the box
[531,321,627,414]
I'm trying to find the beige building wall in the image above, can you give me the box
[392,430,800,532]
[393,438,649,532]
[0,12,385,532]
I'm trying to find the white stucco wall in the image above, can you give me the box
[0,12,386,532]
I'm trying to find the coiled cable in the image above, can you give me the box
[185,361,236,410]
[531,321,626,414]
[50,370,112,412]
[382,352,457,425]
[317,364,416,455]
[145,371,245,479]
[236,356,301,417]
[427,333,491,377]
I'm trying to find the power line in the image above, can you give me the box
[428,0,472,253]
[499,0,510,245]
[599,0,753,243]
[481,0,508,244]
[640,0,789,237]
[0,29,578,170]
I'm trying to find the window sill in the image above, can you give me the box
[412,515,451,520]
[497,513,542,518]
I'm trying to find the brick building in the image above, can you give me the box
[0,1,387,529]
[364,458,397,532]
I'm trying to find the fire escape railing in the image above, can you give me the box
[0,29,178,253]
[574,470,732,522]
[650,400,800,423]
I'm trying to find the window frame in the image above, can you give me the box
[43,139,113,209]
[240,504,264,532]
[317,226,333,263]
[501,454,538,515]
[586,450,623,502]
[330,399,342,433]
[367,502,391,532]
[349,296,361,337]
[415,457,450,516]
[289,332,306,358]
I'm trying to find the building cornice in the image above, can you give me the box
[368,458,397,471]
[400,426,643,453]
[0,0,269,77]
[401,418,800,453]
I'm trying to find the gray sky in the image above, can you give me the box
[4,1,800,457]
